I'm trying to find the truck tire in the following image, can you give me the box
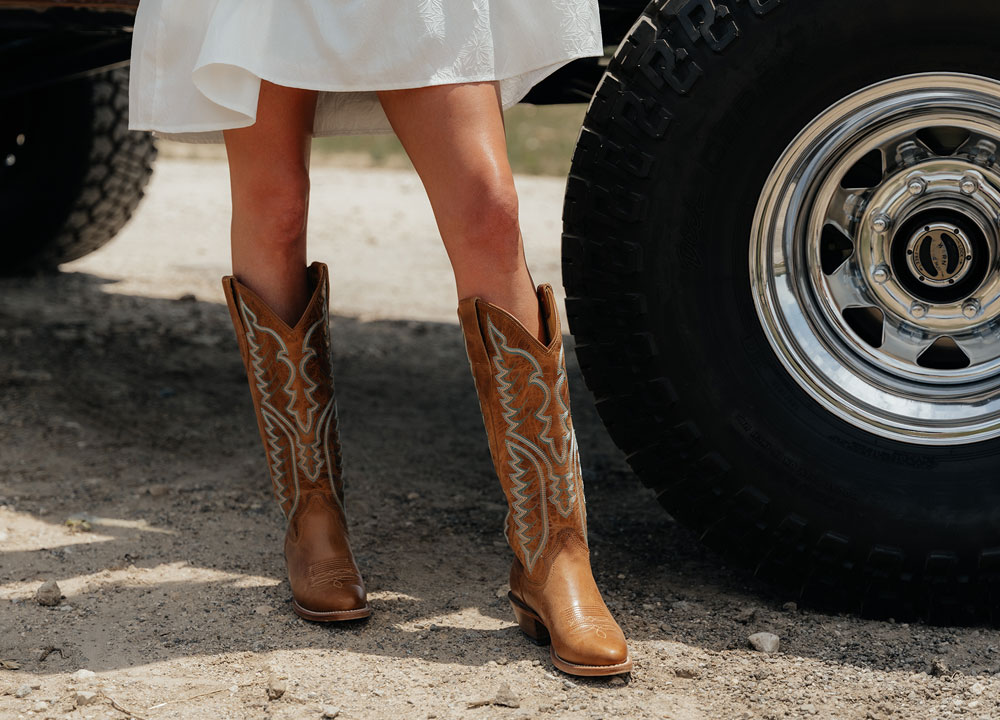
[563,0,1000,622]
[1,67,155,272]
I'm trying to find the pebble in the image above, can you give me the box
[675,666,700,679]
[34,580,62,607]
[930,659,951,677]
[71,669,97,682]
[748,632,781,654]
[320,706,340,718]
[267,675,287,700]
[608,677,627,687]
[494,684,520,708]
[782,602,798,612]
[253,604,273,616]
[14,684,32,698]
[31,700,48,712]
[74,690,98,706]
[671,601,691,611]
[970,682,984,695]
[734,607,756,624]
[801,703,817,715]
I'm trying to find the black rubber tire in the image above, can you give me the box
[0,67,156,273]
[563,0,1000,623]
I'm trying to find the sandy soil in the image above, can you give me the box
[1,158,999,720]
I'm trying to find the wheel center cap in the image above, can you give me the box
[904,222,973,287]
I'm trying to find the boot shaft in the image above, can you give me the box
[458,286,589,578]
[222,262,345,522]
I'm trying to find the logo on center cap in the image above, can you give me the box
[908,225,971,286]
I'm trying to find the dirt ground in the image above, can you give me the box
[2,158,999,720]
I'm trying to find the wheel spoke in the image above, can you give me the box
[879,320,935,364]
[955,133,998,163]
[825,260,869,309]
[953,327,1000,366]
[882,135,933,170]
[824,187,865,235]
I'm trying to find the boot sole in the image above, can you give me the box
[292,600,371,622]
[508,592,633,677]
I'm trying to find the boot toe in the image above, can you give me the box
[554,632,629,669]
[296,579,367,614]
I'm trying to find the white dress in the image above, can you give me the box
[128,0,603,143]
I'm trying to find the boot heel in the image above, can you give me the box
[508,592,550,645]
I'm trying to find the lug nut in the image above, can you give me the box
[871,213,891,233]
[910,302,928,319]
[907,178,927,196]
[872,264,890,284]
[962,299,981,319]
[960,176,980,195]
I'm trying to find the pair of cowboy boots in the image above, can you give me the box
[223,262,630,676]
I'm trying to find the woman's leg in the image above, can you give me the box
[221,80,370,621]
[223,80,318,326]
[379,82,631,676]
[377,82,543,341]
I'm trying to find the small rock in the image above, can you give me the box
[253,604,273,616]
[74,690,98,706]
[406,492,420,500]
[748,632,781,654]
[320,706,341,718]
[64,516,92,533]
[782,602,798,612]
[70,669,97,682]
[35,580,62,607]
[734,607,757,624]
[467,684,520,709]
[930,659,951,677]
[608,676,627,687]
[493,685,519,708]
[970,682,984,696]
[267,675,286,700]
[14,684,32,698]
[674,666,700,679]
[801,703,817,715]
[671,601,691,611]
[147,485,170,497]
[31,700,48,712]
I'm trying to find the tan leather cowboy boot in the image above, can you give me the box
[222,262,370,622]
[459,285,631,676]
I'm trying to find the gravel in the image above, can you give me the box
[0,159,998,720]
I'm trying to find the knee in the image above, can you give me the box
[235,169,310,248]
[452,174,522,270]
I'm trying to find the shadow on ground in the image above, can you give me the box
[1,272,994,682]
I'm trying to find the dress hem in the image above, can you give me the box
[129,51,601,143]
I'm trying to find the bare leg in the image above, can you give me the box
[223,80,318,326]
[377,82,543,341]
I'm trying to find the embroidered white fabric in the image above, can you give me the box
[128,0,604,143]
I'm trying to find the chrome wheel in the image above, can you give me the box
[751,73,1000,444]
